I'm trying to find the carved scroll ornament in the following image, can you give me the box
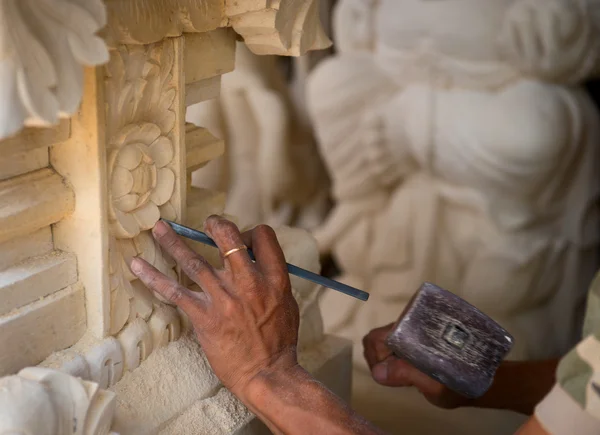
[0,0,109,141]
[226,0,333,56]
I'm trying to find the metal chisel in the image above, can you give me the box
[162,219,370,301]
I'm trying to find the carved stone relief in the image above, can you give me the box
[227,0,333,56]
[0,0,350,433]
[105,41,182,336]
[102,0,225,46]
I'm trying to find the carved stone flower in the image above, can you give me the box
[109,123,176,239]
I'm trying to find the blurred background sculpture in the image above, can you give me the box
[307,0,600,432]
[187,42,332,231]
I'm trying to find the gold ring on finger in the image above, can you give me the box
[222,245,248,259]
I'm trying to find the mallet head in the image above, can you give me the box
[385,282,514,398]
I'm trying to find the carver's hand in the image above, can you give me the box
[130,217,300,400]
[363,323,469,409]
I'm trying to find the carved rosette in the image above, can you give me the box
[105,41,181,335]
[108,123,176,238]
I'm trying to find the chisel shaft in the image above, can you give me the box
[162,219,370,302]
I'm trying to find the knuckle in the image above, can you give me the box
[235,269,261,285]
[145,273,161,292]
[207,216,238,237]
[160,285,181,304]
[269,272,290,291]
[242,274,263,294]
[185,256,208,276]
[167,284,186,302]
[146,275,181,305]
[159,232,180,252]
[221,297,239,317]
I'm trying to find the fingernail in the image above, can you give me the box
[153,220,168,237]
[203,215,218,237]
[372,362,388,383]
[130,257,143,274]
[203,223,213,239]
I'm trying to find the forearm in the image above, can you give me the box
[242,364,386,435]
[467,359,558,415]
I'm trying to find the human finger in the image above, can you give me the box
[372,357,444,396]
[204,215,254,273]
[244,225,288,284]
[362,323,394,369]
[152,221,221,296]
[131,257,207,317]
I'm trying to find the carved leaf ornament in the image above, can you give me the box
[105,43,179,335]
[0,0,109,140]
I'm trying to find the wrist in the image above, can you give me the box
[237,352,304,409]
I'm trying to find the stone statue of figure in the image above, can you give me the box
[187,42,331,231]
[310,0,600,362]
[307,1,600,432]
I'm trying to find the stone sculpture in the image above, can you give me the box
[187,42,331,231]
[0,367,116,435]
[310,0,600,363]
[0,0,351,433]
[0,0,109,139]
[307,0,600,432]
